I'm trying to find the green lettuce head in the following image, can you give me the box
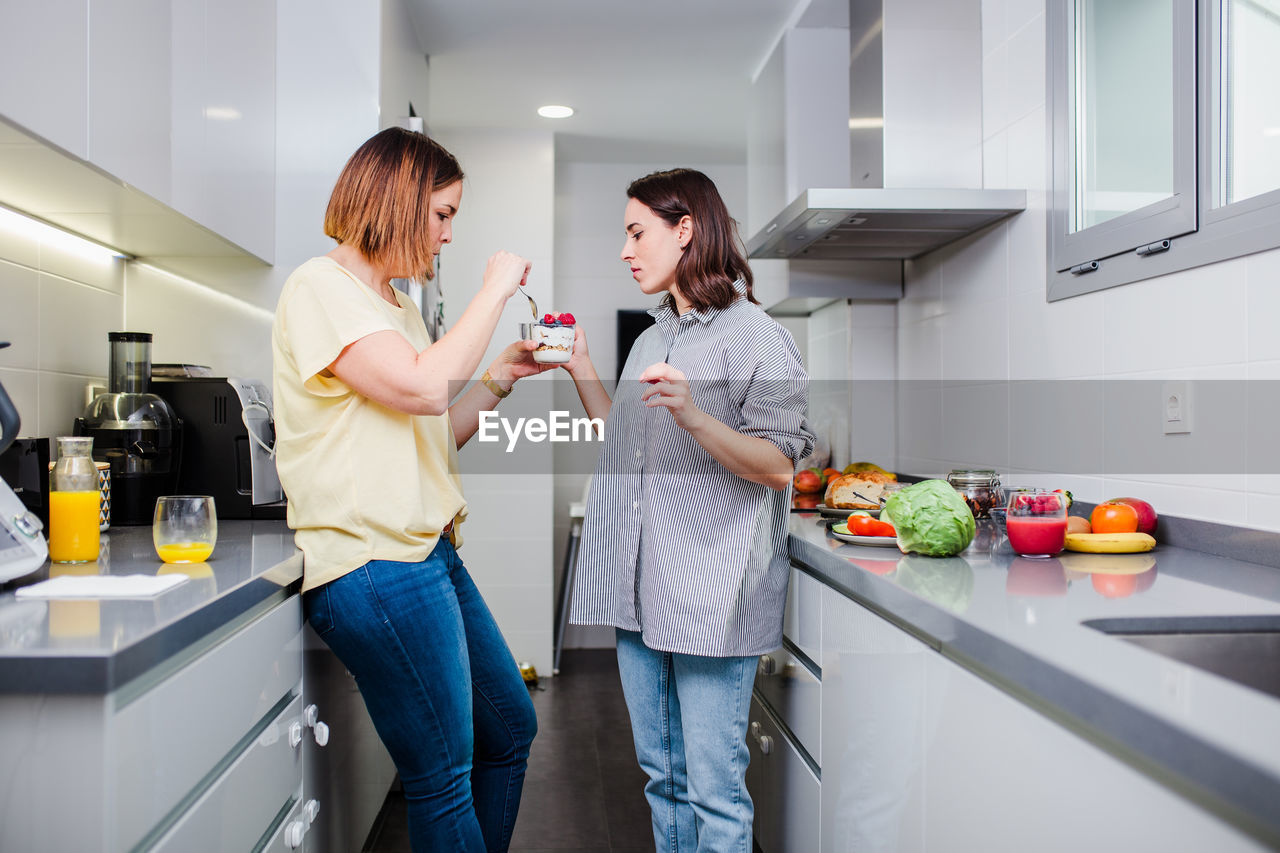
[882,479,976,557]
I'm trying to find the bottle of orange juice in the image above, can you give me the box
[49,436,100,563]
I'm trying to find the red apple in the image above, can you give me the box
[1108,497,1158,535]
[793,468,827,494]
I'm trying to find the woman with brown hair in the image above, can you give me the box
[561,168,813,851]
[271,127,543,852]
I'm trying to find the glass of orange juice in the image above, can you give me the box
[153,496,217,563]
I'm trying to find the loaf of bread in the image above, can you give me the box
[824,472,893,509]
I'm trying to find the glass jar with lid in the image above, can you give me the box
[947,469,1003,519]
[48,436,101,563]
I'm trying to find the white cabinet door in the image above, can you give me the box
[783,566,822,664]
[749,694,821,853]
[921,652,1269,852]
[0,0,89,158]
[87,0,172,203]
[171,0,276,261]
[820,586,930,853]
[819,585,1270,852]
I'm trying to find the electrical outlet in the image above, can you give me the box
[1162,381,1192,435]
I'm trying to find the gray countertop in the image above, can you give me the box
[0,521,301,694]
[788,511,1280,848]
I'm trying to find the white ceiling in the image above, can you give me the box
[406,0,806,164]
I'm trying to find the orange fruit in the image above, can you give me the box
[1091,502,1139,534]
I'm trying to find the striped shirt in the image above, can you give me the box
[570,282,814,657]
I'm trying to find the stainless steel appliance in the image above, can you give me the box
[152,376,285,519]
[0,342,48,582]
[75,332,182,525]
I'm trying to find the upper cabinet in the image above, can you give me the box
[89,0,173,205]
[0,0,276,265]
[0,0,91,159]
[171,0,276,262]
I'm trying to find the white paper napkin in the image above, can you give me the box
[16,573,189,599]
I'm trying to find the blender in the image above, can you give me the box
[75,332,182,525]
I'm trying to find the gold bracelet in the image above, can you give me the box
[480,369,511,398]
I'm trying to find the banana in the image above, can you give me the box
[1063,532,1156,554]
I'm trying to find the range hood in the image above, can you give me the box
[748,187,1026,261]
[746,0,1025,274]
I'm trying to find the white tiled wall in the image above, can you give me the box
[847,0,1280,532]
[0,229,273,441]
[429,127,558,672]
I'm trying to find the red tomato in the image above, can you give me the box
[846,514,895,536]
[868,519,896,536]
[1091,502,1139,534]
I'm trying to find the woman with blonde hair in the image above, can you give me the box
[272,127,544,852]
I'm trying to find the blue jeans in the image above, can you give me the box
[303,539,537,853]
[615,629,758,853]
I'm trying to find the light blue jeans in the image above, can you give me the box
[615,629,759,853]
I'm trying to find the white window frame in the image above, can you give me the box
[1048,0,1280,300]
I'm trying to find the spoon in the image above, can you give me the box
[518,286,538,320]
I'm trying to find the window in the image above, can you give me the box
[1048,0,1280,299]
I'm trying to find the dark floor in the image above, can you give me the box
[363,648,653,852]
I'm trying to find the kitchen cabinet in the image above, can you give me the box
[0,0,89,159]
[88,0,173,204]
[0,0,275,262]
[0,594,304,851]
[0,523,394,852]
[170,0,276,262]
[748,694,821,853]
[749,567,823,853]
[818,581,1269,852]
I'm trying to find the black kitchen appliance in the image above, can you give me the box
[75,332,182,526]
[0,342,49,582]
[152,376,285,519]
[0,436,49,529]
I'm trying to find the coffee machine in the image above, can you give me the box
[152,376,285,519]
[75,332,182,526]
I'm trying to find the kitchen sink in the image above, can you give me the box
[1083,616,1280,701]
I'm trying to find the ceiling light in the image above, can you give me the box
[0,204,130,264]
[537,105,574,119]
[848,117,884,130]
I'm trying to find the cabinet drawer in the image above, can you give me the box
[783,566,822,662]
[755,648,820,765]
[110,598,303,851]
[747,695,820,853]
[151,694,305,853]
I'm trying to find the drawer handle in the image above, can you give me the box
[749,721,773,755]
[284,819,308,849]
[305,703,331,746]
[758,655,776,676]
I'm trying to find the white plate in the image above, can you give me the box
[829,526,899,547]
[815,503,881,518]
